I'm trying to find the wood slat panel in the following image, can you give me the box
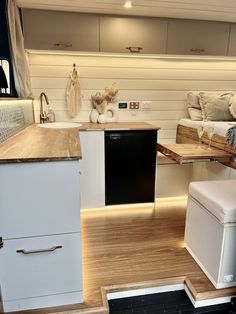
[34,100,186,111]
[30,77,236,91]
[46,110,187,121]
[29,52,236,143]
[28,54,236,70]
[31,88,191,102]
[30,65,236,80]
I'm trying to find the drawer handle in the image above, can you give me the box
[190,48,205,53]
[16,245,62,255]
[126,47,143,53]
[0,237,3,249]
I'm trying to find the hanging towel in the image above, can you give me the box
[226,125,236,148]
[66,67,82,118]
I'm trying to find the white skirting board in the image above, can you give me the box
[107,284,185,300]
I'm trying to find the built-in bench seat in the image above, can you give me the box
[184,180,236,289]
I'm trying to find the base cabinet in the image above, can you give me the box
[0,233,83,312]
[0,161,81,239]
[185,197,236,289]
[0,160,83,312]
[79,131,105,209]
[79,130,157,208]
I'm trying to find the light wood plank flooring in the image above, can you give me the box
[3,198,236,313]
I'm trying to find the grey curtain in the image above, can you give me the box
[7,0,32,98]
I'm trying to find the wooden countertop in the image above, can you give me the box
[0,124,82,163]
[0,122,159,163]
[78,122,160,131]
[157,143,234,164]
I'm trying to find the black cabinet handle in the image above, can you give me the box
[190,48,205,53]
[110,134,121,140]
[0,237,3,249]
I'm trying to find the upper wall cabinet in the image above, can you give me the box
[100,16,167,54]
[22,9,99,51]
[228,24,236,56]
[167,19,230,56]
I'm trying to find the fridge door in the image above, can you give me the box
[105,130,157,205]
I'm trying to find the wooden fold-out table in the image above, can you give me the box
[157,143,235,164]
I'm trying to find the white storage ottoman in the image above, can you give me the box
[184,180,236,289]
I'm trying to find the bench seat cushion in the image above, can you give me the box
[189,180,236,224]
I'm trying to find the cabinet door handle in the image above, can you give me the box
[0,237,3,249]
[190,48,205,53]
[16,245,62,255]
[126,47,143,53]
[54,42,72,49]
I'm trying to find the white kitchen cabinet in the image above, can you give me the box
[0,160,83,312]
[22,9,99,51]
[79,131,105,209]
[167,19,230,56]
[228,24,236,56]
[100,16,167,54]
[0,233,83,312]
[0,161,81,239]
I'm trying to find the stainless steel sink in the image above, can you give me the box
[38,122,82,129]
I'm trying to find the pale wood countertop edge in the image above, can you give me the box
[0,122,159,164]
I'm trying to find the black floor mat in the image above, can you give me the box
[109,290,234,314]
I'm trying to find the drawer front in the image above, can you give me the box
[0,161,81,239]
[0,233,82,301]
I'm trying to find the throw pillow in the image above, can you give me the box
[186,92,201,109]
[188,107,202,120]
[229,94,236,119]
[199,92,234,121]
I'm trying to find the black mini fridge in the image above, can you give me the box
[105,130,157,205]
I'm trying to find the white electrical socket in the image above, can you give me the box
[223,274,234,282]
[140,101,152,110]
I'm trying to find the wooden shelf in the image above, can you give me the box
[157,143,234,164]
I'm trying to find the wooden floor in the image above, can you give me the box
[3,198,236,313]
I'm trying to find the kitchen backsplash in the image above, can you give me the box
[0,99,34,143]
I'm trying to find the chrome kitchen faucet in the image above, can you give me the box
[39,92,50,123]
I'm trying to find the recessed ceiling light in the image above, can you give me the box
[124,1,132,8]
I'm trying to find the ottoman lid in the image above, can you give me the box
[189,180,236,224]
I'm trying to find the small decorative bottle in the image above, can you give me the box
[47,106,55,122]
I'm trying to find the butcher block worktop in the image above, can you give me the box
[0,124,82,163]
[0,122,159,163]
[79,122,160,131]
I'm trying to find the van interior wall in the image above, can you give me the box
[28,52,236,198]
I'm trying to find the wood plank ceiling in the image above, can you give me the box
[16,0,236,23]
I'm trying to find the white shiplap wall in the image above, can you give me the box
[28,51,236,198]
[28,51,236,144]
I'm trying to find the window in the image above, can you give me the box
[1,59,10,95]
[0,0,17,97]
